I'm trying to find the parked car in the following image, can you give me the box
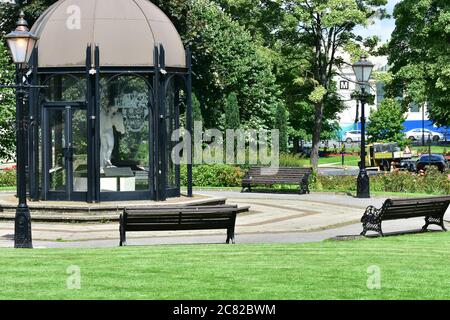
[416,154,447,172]
[405,128,444,142]
[343,130,368,143]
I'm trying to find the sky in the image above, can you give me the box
[354,0,401,43]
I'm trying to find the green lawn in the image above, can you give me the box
[294,155,359,167]
[411,144,450,154]
[319,155,359,166]
[0,186,15,191]
[1,232,450,300]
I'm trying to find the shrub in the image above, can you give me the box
[181,164,244,187]
[278,153,308,167]
[0,169,16,187]
[314,167,449,195]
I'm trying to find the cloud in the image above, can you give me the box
[354,0,401,43]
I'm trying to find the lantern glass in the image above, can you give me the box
[6,34,37,65]
[352,55,374,84]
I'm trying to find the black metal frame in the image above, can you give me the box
[42,102,88,201]
[27,44,193,203]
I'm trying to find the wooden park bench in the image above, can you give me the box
[361,196,450,236]
[119,205,249,246]
[241,167,312,194]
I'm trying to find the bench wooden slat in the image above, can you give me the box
[242,166,312,194]
[384,203,448,213]
[126,222,233,232]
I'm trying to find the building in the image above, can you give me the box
[9,0,193,203]
[335,54,449,141]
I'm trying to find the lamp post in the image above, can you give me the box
[352,55,374,199]
[3,12,38,248]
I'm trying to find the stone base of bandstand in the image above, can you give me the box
[0,192,227,223]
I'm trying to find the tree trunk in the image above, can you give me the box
[293,137,300,154]
[310,102,324,171]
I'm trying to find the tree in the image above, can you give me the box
[388,0,450,127]
[0,0,57,34]
[225,93,240,130]
[367,98,406,145]
[274,104,289,153]
[192,93,203,123]
[274,0,387,170]
[0,39,16,161]
[185,0,282,130]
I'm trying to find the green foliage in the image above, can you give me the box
[0,40,16,161]
[181,164,244,187]
[367,98,407,145]
[308,86,327,104]
[271,0,386,169]
[184,0,282,130]
[278,153,308,167]
[224,92,240,130]
[0,169,16,187]
[192,93,203,123]
[315,168,450,195]
[0,0,58,34]
[388,0,450,127]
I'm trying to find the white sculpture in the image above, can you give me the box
[100,106,125,172]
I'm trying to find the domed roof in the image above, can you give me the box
[31,0,186,68]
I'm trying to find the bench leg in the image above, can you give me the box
[226,228,235,244]
[361,222,383,237]
[119,228,127,247]
[423,215,447,232]
[119,215,127,247]
[299,183,309,195]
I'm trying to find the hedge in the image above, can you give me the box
[0,169,16,187]
[180,164,449,195]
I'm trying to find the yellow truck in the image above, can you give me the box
[365,143,417,171]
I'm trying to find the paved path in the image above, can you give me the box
[0,191,448,248]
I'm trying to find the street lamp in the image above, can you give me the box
[5,12,38,66]
[3,12,39,248]
[352,55,374,199]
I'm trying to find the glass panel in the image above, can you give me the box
[72,109,88,192]
[48,109,66,191]
[99,75,151,192]
[165,78,177,189]
[43,75,85,102]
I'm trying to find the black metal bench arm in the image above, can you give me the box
[360,206,383,236]
[241,171,251,193]
[300,174,310,194]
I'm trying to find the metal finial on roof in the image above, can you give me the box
[16,11,29,32]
